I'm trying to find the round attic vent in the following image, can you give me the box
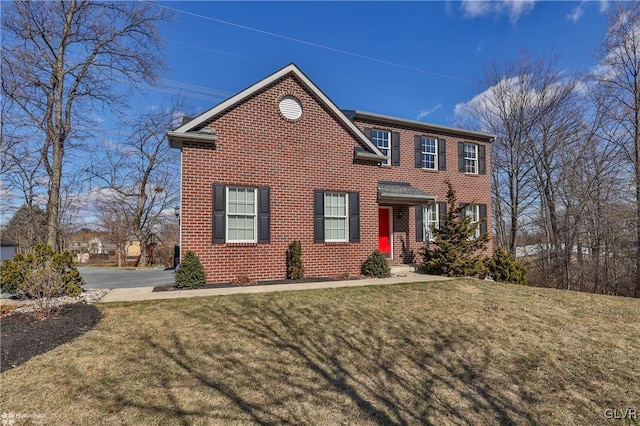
[278,95,302,121]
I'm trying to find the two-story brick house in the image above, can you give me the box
[167,64,494,283]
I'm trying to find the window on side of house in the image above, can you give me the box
[425,203,439,241]
[464,204,480,239]
[371,129,391,166]
[421,136,438,170]
[464,143,478,174]
[324,192,348,242]
[226,187,257,243]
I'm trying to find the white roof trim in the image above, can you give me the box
[169,64,384,157]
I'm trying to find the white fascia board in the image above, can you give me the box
[167,131,218,149]
[170,64,384,157]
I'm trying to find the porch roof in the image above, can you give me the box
[377,181,436,205]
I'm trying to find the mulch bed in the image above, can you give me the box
[153,276,363,292]
[1,304,101,373]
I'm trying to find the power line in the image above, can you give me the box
[166,40,280,68]
[158,4,473,84]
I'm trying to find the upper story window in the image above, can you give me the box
[226,187,257,243]
[458,142,486,175]
[371,129,391,166]
[324,192,348,242]
[464,143,478,174]
[421,137,438,170]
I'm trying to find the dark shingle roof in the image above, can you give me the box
[378,181,436,205]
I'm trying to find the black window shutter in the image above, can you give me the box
[479,144,486,175]
[391,132,400,166]
[213,184,226,243]
[314,191,324,243]
[459,203,467,219]
[458,142,465,172]
[438,202,447,224]
[414,135,422,168]
[479,203,488,234]
[364,127,372,140]
[257,186,270,243]
[415,205,424,242]
[349,192,360,242]
[438,139,446,170]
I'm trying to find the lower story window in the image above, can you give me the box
[425,204,439,241]
[324,192,348,242]
[227,187,257,242]
[465,204,480,239]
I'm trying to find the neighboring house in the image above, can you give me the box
[167,64,494,283]
[1,238,18,262]
[69,233,112,255]
[125,240,141,257]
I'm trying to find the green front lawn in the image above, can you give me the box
[2,279,639,425]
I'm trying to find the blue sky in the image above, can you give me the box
[151,0,611,127]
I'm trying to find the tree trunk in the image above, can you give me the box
[46,142,63,250]
[636,126,640,298]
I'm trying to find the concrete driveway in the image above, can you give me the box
[78,266,175,289]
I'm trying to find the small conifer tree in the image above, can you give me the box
[286,240,305,280]
[422,182,489,277]
[175,251,206,288]
[486,247,527,285]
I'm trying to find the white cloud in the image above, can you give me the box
[417,103,442,120]
[454,74,586,131]
[599,0,609,13]
[568,0,610,23]
[476,41,484,52]
[567,2,586,23]
[460,0,537,24]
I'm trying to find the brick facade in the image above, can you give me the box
[174,66,493,284]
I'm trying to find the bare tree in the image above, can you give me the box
[525,67,585,289]
[595,2,640,297]
[91,106,181,266]
[98,199,132,268]
[1,1,170,250]
[457,53,550,255]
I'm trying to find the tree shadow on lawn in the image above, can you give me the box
[92,298,541,425]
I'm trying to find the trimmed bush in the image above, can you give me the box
[286,240,305,280]
[0,243,83,297]
[362,249,391,278]
[486,247,527,285]
[175,251,206,288]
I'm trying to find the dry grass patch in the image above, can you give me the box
[1,279,639,425]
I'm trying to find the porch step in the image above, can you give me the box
[390,264,419,276]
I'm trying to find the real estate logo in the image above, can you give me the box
[604,408,638,423]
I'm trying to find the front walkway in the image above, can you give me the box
[99,272,450,303]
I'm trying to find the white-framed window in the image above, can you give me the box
[421,137,438,170]
[226,187,257,243]
[371,129,391,166]
[425,204,439,241]
[465,204,480,239]
[464,143,478,174]
[324,192,348,242]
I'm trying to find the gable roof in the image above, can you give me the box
[167,63,386,159]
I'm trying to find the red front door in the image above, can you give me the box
[378,208,391,256]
